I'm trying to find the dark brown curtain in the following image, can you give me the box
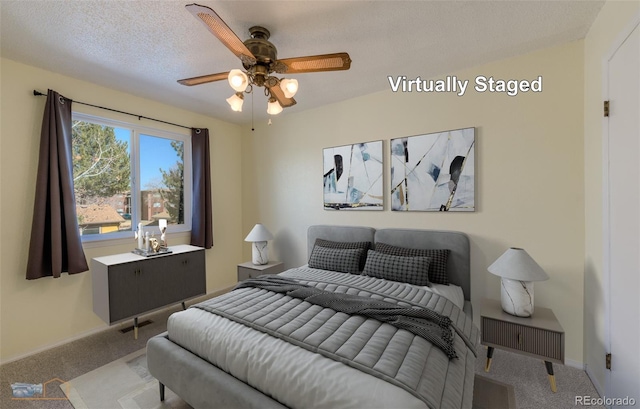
[190,128,213,248]
[26,90,88,279]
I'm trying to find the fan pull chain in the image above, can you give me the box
[251,91,255,131]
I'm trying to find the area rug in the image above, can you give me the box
[473,375,517,409]
[61,348,515,409]
[60,349,190,409]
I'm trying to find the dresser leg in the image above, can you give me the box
[181,301,186,310]
[485,346,494,372]
[544,361,557,392]
[134,317,138,340]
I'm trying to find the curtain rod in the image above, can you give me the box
[33,90,193,131]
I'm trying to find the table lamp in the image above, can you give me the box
[488,247,549,317]
[244,224,274,265]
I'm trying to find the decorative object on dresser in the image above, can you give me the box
[323,140,384,210]
[237,261,284,281]
[92,245,206,339]
[244,223,274,265]
[391,127,475,212]
[488,247,549,317]
[481,298,564,392]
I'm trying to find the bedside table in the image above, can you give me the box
[481,298,564,392]
[237,261,285,281]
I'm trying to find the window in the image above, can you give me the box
[72,113,192,242]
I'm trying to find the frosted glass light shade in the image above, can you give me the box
[267,99,283,115]
[228,69,249,92]
[226,93,244,112]
[280,78,298,98]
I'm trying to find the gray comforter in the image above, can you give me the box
[191,267,480,408]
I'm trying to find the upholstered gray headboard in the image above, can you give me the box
[307,225,471,301]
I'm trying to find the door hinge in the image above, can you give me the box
[606,353,611,370]
[604,100,610,117]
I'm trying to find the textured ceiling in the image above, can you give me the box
[1,1,604,125]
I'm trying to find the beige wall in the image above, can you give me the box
[0,58,243,362]
[242,41,586,364]
[583,0,640,393]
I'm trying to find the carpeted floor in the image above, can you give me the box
[2,303,602,409]
[474,346,604,409]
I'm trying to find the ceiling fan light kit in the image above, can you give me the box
[228,69,249,93]
[179,3,351,116]
[226,92,244,112]
[267,98,283,115]
[279,78,298,99]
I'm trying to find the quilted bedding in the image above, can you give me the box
[167,267,480,409]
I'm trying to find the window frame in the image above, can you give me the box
[72,112,192,244]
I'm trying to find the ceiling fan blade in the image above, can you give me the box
[177,72,230,86]
[276,53,352,74]
[185,3,256,66]
[267,81,297,108]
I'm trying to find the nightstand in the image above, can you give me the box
[481,298,565,392]
[237,261,284,281]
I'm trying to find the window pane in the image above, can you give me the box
[139,134,184,226]
[72,121,132,236]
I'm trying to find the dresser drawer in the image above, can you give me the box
[482,317,564,363]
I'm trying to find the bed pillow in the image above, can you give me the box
[308,246,364,274]
[362,250,431,287]
[374,242,450,285]
[314,239,372,270]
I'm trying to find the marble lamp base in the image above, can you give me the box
[500,278,535,317]
[251,241,269,265]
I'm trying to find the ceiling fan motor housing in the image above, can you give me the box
[244,26,277,66]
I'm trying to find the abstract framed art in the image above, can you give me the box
[391,127,475,212]
[323,140,383,210]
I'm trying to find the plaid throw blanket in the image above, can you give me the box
[235,275,458,359]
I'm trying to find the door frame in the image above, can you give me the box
[601,11,640,402]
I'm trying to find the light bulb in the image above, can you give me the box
[226,93,244,112]
[267,98,283,115]
[228,69,248,92]
[280,79,298,98]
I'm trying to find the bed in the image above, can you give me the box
[147,225,479,408]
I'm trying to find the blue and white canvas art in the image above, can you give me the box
[323,141,383,210]
[391,128,475,211]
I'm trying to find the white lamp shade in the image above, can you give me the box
[488,247,549,281]
[226,93,244,112]
[267,99,283,115]
[228,69,249,92]
[244,223,274,242]
[279,78,298,98]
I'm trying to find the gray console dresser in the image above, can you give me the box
[92,244,206,338]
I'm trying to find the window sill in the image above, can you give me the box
[81,231,191,250]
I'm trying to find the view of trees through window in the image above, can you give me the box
[72,119,186,237]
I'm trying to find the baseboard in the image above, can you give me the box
[1,322,112,366]
[566,358,585,370]
[0,284,235,366]
[585,364,606,398]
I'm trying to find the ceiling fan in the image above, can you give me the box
[178,3,352,115]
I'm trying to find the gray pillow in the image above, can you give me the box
[374,242,450,285]
[363,250,431,287]
[308,246,364,274]
[314,239,372,270]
